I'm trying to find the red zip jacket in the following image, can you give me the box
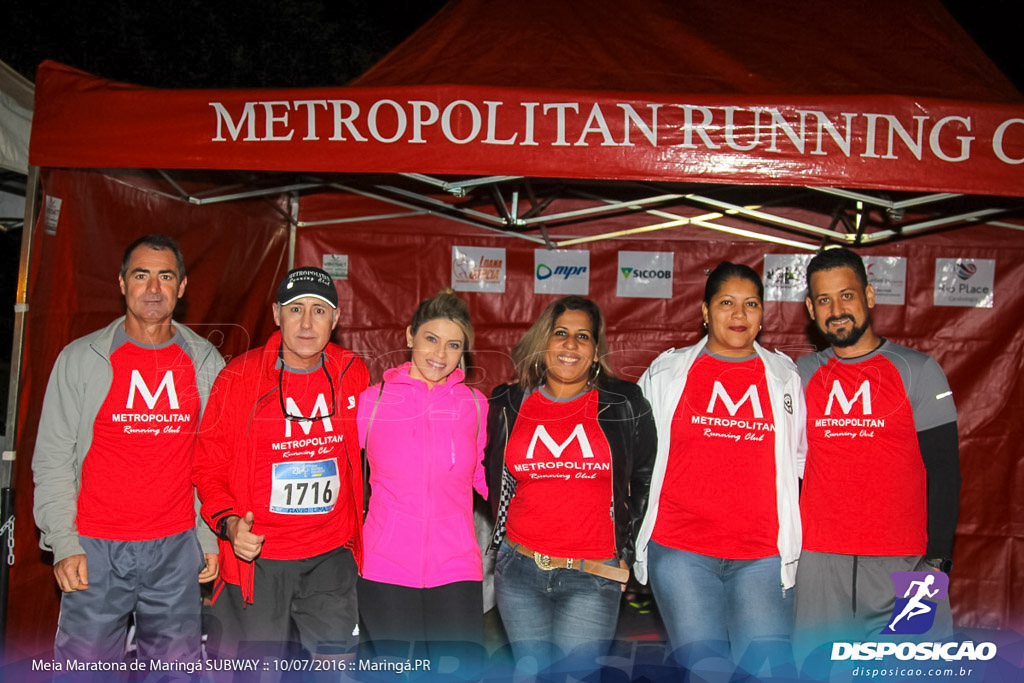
[192,331,369,604]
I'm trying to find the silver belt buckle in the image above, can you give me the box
[533,552,554,571]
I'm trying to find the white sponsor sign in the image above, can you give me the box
[934,258,994,308]
[322,254,349,280]
[44,196,62,235]
[863,255,907,305]
[617,251,673,299]
[763,253,812,302]
[452,246,506,293]
[534,249,589,295]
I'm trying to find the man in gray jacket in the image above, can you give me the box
[32,234,224,665]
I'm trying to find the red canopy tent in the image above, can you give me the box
[6,0,1024,664]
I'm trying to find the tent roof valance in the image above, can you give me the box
[26,0,1024,246]
[29,60,1024,199]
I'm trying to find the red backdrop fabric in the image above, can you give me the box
[9,170,1022,659]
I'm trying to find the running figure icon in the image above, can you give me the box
[887,574,939,631]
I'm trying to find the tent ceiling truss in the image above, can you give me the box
[150,169,1024,251]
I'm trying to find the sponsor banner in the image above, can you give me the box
[452,246,506,293]
[321,253,349,280]
[863,255,907,305]
[934,258,995,308]
[534,249,589,295]
[617,251,673,299]
[764,253,812,302]
[44,195,62,235]
[30,63,1024,197]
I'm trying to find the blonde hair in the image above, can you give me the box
[410,288,474,351]
[511,296,614,390]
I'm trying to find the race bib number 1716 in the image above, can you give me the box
[270,459,339,515]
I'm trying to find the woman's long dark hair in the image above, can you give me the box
[510,296,615,390]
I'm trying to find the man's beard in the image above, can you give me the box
[822,314,870,348]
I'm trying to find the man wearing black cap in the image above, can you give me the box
[193,266,369,662]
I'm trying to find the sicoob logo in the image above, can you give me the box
[620,267,670,279]
[882,571,949,635]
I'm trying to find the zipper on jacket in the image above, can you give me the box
[421,388,433,587]
[485,404,511,554]
[597,399,618,559]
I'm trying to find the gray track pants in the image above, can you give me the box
[54,529,204,668]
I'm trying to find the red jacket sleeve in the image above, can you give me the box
[192,361,245,531]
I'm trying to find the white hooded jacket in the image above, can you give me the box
[633,337,806,589]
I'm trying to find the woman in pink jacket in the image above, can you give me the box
[356,289,488,659]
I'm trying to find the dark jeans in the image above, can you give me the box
[493,540,621,676]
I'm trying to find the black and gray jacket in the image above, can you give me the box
[484,378,656,565]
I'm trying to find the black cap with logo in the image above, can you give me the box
[276,267,338,309]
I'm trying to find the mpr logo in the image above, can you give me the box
[882,571,949,635]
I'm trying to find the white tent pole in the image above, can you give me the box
[683,194,847,241]
[988,221,1024,232]
[3,165,39,487]
[299,209,428,227]
[329,183,547,244]
[858,207,1009,243]
[810,187,962,211]
[517,194,685,226]
[1,165,38,646]
[400,173,524,194]
[287,192,298,270]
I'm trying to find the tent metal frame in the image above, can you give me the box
[6,164,1022,476]
[134,170,1024,252]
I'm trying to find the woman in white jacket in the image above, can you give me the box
[635,262,805,674]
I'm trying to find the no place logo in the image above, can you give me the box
[883,571,949,635]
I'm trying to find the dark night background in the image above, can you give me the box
[1,0,1021,431]
[3,1,1022,90]
[3,0,449,88]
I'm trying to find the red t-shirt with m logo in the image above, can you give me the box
[77,330,200,541]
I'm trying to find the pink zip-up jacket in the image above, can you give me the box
[357,362,488,588]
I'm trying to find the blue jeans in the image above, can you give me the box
[493,540,622,676]
[648,541,794,676]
